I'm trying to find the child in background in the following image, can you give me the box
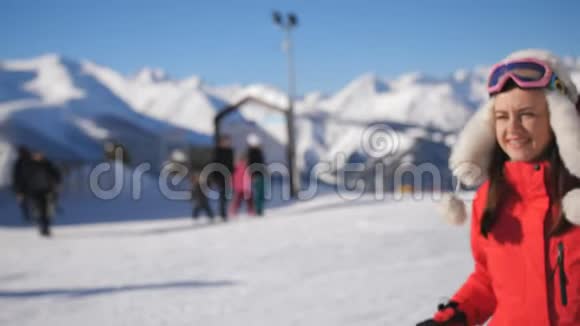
[246,134,267,216]
[229,154,255,216]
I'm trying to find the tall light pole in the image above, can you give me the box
[272,11,299,199]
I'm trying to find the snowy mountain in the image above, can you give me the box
[311,72,476,131]
[0,54,213,169]
[3,53,580,185]
[132,67,171,84]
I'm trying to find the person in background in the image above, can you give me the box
[12,146,31,222]
[246,133,267,216]
[212,135,234,221]
[191,171,214,221]
[229,153,254,216]
[16,149,61,237]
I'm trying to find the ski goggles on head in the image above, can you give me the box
[487,58,568,96]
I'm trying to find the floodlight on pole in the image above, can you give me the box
[272,11,300,199]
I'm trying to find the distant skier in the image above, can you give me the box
[246,134,267,216]
[14,149,62,237]
[229,153,254,216]
[212,135,234,221]
[191,171,214,220]
[12,146,32,221]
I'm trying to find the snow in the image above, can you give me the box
[82,59,230,136]
[71,117,111,141]
[307,70,477,137]
[4,50,580,324]
[0,139,15,187]
[236,84,290,110]
[3,52,580,181]
[132,67,170,84]
[0,55,212,165]
[453,69,469,82]
[3,54,85,105]
[0,189,474,326]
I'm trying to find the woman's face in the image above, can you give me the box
[493,87,553,162]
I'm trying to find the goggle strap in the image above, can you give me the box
[551,75,569,96]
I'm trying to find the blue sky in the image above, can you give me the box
[2,0,580,94]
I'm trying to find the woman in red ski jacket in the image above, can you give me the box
[418,49,580,325]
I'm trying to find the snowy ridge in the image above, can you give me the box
[3,53,580,176]
[3,54,85,105]
[0,54,212,166]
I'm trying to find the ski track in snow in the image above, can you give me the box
[0,192,474,326]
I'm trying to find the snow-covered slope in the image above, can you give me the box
[0,188,474,326]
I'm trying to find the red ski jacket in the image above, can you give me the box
[451,160,580,325]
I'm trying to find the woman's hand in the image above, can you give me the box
[416,301,467,326]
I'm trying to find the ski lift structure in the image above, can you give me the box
[214,95,298,198]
